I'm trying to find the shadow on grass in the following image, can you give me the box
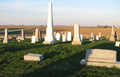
[0,39,49,55]
[19,50,86,77]
[18,41,120,77]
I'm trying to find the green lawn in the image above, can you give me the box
[0,39,120,77]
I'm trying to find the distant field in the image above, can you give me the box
[0,26,120,38]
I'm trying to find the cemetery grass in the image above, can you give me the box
[0,39,120,77]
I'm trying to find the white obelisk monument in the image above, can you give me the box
[43,2,56,44]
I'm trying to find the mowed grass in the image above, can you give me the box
[0,39,120,77]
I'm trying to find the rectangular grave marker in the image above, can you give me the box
[31,36,36,43]
[24,53,44,61]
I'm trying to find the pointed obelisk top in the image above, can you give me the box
[47,2,53,28]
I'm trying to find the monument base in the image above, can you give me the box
[72,41,82,45]
[3,39,9,43]
[109,36,115,41]
[89,39,93,41]
[21,37,25,40]
[35,38,40,42]
[80,59,120,68]
[24,53,43,61]
[43,41,56,44]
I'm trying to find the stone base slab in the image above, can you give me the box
[89,39,93,41]
[43,41,56,44]
[72,41,82,45]
[24,53,44,61]
[21,37,25,40]
[80,59,120,68]
[3,39,9,43]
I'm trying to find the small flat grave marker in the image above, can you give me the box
[24,53,44,61]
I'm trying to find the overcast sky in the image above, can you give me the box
[0,0,120,26]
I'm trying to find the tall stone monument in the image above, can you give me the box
[35,28,40,41]
[43,2,56,44]
[109,26,115,41]
[72,23,82,45]
[3,28,9,43]
[21,29,25,40]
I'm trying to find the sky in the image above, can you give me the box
[0,0,120,26]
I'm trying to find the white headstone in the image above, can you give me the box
[91,32,93,38]
[115,41,120,47]
[31,36,36,43]
[62,37,66,42]
[96,36,99,40]
[43,2,56,44]
[67,31,72,41]
[56,33,61,41]
[80,34,83,41]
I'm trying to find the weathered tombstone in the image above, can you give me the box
[35,28,40,41]
[65,32,67,40]
[115,31,118,41]
[62,36,66,42]
[72,23,82,45]
[60,32,63,38]
[33,30,35,36]
[96,35,99,40]
[115,41,120,47]
[80,34,83,41]
[62,33,66,42]
[109,26,115,41]
[67,31,72,41]
[93,35,96,41]
[80,49,120,68]
[3,28,9,43]
[56,33,61,41]
[21,29,25,40]
[24,53,44,61]
[43,2,56,44]
[31,36,36,43]
[54,31,56,39]
[39,30,42,39]
[91,32,93,38]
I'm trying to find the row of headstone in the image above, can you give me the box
[54,31,72,42]
[31,28,41,43]
[109,26,119,41]
[3,28,26,43]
